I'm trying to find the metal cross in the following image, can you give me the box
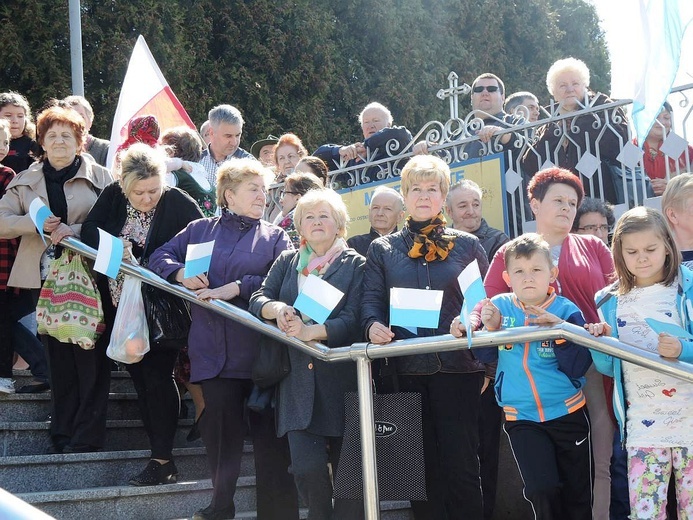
[437,71,471,121]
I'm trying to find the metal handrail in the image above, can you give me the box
[60,235,693,519]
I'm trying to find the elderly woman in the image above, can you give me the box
[148,158,297,520]
[362,155,489,519]
[0,105,112,453]
[160,126,216,217]
[274,133,308,183]
[82,143,203,485]
[275,171,323,248]
[484,167,616,520]
[250,189,365,519]
[641,102,693,195]
[522,58,629,204]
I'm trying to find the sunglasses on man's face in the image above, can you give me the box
[472,85,500,93]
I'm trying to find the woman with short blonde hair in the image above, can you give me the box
[361,154,489,518]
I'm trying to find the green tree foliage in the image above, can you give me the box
[0,0,610,151]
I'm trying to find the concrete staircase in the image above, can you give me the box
[0,369,415,520]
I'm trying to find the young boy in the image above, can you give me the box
[451,233,593,519]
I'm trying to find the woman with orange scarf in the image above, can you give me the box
[361,155,489,519]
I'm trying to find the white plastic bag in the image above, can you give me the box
[107,273,150,364]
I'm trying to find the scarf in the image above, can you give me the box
[296,237,348,277]
[405,212,455,262]
[115,115,161,158]
[43,156,82,223]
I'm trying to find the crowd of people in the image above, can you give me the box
[1,53,693,520]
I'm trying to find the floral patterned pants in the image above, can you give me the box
[628,446,693,519]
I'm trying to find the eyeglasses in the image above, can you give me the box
[578,224,610,233]
[281,190,300,196]
[472,85,500,93]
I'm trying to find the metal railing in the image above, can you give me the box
[61,235,693,519]
[263,83,693,238]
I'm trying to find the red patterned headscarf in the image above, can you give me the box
[115,115,160,157]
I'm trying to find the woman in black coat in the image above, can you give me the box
[362,155,489,520]
[82,143,203,485]
[250,188,365,520]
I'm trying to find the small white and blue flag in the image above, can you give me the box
[184,240,215,278]
[457,259,487,347]
[293,274,345,324]
[94,229,124,279]
[29,198,52,245]
[390,288,443,330]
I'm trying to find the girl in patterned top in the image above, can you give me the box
[588,206,693,519]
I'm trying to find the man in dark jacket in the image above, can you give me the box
[347,186,404,256]
[314,102,412,188]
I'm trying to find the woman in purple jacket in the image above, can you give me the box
[148,158,298,520]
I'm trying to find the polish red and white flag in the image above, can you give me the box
[106,35,195,168]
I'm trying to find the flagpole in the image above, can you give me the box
[68,0,84,95]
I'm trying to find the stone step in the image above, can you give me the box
[0,392,156,422]
[0,419,201,457]
[0,446,239,493]
[13,369,136,394]
[21,478,414,520]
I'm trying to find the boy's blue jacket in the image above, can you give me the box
[592,265,693,445]
[475,289,592,422]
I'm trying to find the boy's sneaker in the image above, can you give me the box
[0,377,16,394]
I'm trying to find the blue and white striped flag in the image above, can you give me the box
[184,240,215,278]
[390,288,443,330]
[458,259,487,347]
[28,198,52,245]
[94,229,124,279]
[293,274,344,324]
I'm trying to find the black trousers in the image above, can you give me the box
[479,382,502,520]
[43,333,111,449]
[504,408,593,520]
[126,346,180,460]
[199,378,298,519]
[287,430,364,520]
[399,371,484,520]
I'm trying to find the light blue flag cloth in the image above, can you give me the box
[645,318,693,340]
[293,274,345,324]
[457,259,487,347]
[632,0,693,146]
[390,288,443,330]
[184,240,215,278]
[28,198,52,246]
[94,228,124,279]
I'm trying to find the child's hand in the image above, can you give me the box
[525,305,563,326]
[658,333,682,358]
[480,299,501,330]
[585,322,612,337]
[449,316,467,338]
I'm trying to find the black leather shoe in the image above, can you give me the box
[17,381,50,394]
[45,444,64,455]
[129,460,178,486]
[192,505,235,520]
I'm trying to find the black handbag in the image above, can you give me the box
[251,329,291,389]
[333,391,427,501]
[141,284,192,344]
